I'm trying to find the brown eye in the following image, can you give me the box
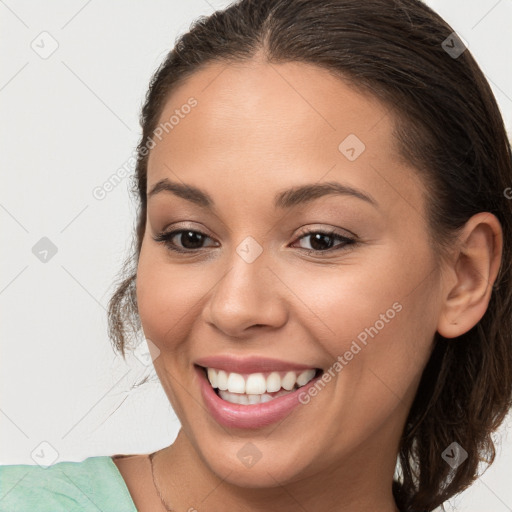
[293,229,357,255]
[174,230,207,250]
[153,229,218,253]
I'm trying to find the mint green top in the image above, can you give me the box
[0,456,138,511]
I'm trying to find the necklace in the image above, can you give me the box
[149,451,175,512]
[150,450,403,512]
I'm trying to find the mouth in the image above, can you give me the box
[195,365,323,405]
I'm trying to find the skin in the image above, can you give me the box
[117,55,503,512]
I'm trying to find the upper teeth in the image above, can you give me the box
[206,368,317,395]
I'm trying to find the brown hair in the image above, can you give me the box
[107,1,512,510]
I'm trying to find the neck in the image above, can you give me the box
[152,429,401,512]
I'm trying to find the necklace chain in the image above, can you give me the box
[149,450,403,512]
[149,451,175,512]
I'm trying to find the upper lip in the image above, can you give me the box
[194,355,319,374]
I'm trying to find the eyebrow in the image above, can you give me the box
[147,178,378,210]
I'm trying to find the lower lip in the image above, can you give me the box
[195,365,322,429]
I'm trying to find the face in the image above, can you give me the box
[136,58,444,489]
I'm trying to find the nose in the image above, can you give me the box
[202,245,288,338]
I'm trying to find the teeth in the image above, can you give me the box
[218,388,293,405]
[297,369,316,386]
[282,371,297,391]
[246,373,267,394]
[205,368,317,395]
[266,372,281,392]
[227,372,245,394]
[248,393,261,404]
[207,368,217,388]
[217,370,228,391]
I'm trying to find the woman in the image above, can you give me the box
[1,0,511,511]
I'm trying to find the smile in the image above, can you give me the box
[203,367,321,405]
[193,355,325,428]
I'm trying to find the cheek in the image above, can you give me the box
[277,257,409,349]
[135,247,204,350]
[329,269,437,431]
[285,247,438,398]
[329,292,436,447]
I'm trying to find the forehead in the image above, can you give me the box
[146,59,425,217]
[150,58,393,157]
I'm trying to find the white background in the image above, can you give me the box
[1,1,511,510]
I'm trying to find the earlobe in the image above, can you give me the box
[437,212,503,339]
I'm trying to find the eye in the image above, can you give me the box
[152,229,218,253]
[291,229,357,255]
[152,227,358,256]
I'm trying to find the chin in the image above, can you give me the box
[211,457,305,488]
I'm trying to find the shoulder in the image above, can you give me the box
[0,455,137,512]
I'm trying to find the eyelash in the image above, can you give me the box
[152,227,358,256]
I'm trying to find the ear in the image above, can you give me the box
[437,212,503,339]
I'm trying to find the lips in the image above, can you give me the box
[195,356,322,429]
[194,354,320,374]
